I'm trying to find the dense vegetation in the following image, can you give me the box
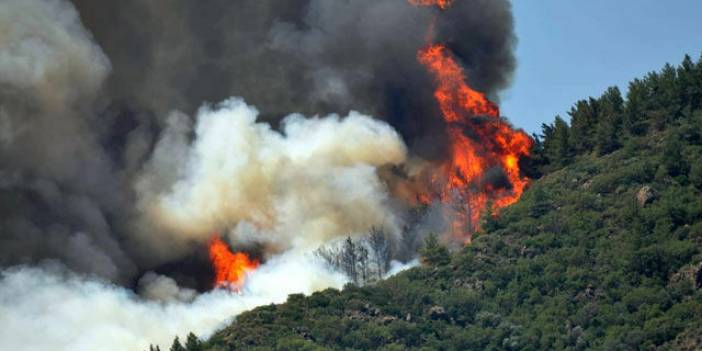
[164,54,702,350]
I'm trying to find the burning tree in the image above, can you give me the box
[410,0,534,242]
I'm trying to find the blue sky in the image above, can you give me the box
[500,0,702,135]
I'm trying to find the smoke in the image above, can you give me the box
[0,0,136,282]
[134,98,406,263]
[0,0,516,282]
[137,272,197,303]
[0,0,518,349]
[0,256,347,351]
[68,0,515,152]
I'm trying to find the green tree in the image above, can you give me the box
[624,78,650,135]
[480,202,501,232]
[595,87,624,155]
[568,99,596,153]
[545,116,572,166]
[676,54,702,111]
[662,136,689,178]
[689,161,702,190]
[184,333,202,351]
[529,186,550,218]
[170,337,186,351]
[420,233,450,266]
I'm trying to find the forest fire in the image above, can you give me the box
[208,236,259,290]
[409,0,454,10]
[412,2,533,241]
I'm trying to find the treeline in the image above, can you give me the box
[532,54,702,171]
[147,332,202,351]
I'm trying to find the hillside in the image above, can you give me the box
[168,56,702,351]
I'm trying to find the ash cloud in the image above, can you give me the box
[0,0,516,281]
[0,0,135,282]
[0,0,517,349]
[69,0,515,151]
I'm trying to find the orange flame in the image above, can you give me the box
[418,45,500,120]
[409,0,454,10]
[208,236,259,290]
[417,43,533,241]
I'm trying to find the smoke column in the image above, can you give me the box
[0,0,519,350]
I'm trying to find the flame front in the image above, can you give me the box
[411,1,533,241]
[409,0,454,10]
[208,236,259,290]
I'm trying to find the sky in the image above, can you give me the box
[500,0,702,135]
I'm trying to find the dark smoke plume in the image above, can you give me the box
[0,0,515,284]
[71,0,515,153]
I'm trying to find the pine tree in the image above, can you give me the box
[595,87,624,155]
[341,237,358,284]
[184,333,202,351]
[170,337,186,351]
[690,161,702,190]
[357,244,369,284]
[545,116,572,166]
[419,234,450,266]
[529,186,550,218]
[480,202,501,232]
[368,227,391,280]
[568,99,599,153]
[677,54,701,111]
[662,136,689,178]
[624,78,649,135]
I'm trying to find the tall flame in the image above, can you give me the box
[409,0,454,10]
[208,236,259,290]
[411,0,533,241]
[418,44,532,240]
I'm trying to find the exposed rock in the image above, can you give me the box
[380,316,397,325]
[453,277,485,290]
[292,327,315,341]
[520,245,537,258]
[362,303,381,317]
[575,284,606,302]
[405,313,412,322]
[659,326,702,351]
[669,262,702,289]
[428,306,447,320]
[345,310,366,321]
[636,185,657,206]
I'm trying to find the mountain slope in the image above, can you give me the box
[174,55,702,351]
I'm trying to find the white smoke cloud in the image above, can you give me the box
[135,98,407,260]
[0,254,348,351]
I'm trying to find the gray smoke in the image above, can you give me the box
[0,0,515,284]
[0,0,517,349]
[0,0,135,282]
[70,0,515,152]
